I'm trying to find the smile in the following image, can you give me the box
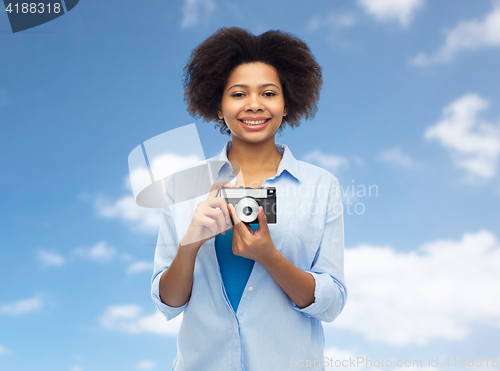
[238,118,271,131]
[240,119,269,125]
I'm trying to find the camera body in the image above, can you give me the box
[219,186,277,224]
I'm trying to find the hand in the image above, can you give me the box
[179,182,235,249]
[227,203,278,266]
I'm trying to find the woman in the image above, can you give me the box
[151,27,347,371]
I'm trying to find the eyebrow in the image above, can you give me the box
[227,83,281,92]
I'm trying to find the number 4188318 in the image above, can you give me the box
[5,3,62,14]
[444,357,498,368]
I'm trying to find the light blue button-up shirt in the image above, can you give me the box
[151,140,347,371]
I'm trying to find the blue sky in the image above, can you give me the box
[1,0,500,370]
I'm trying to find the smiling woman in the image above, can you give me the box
[151,27,347,371]
[183,26,322,136]
[218,62,289,185]
[219,62,287,142]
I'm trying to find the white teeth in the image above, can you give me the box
[241,119,268,125]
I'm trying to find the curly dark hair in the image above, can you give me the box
[183,27,323,135]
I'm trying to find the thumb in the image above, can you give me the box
[257,206,269,233]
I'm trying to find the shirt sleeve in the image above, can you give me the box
[292,176,348,322]
[151,206,189,320]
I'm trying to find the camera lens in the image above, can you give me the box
[236,197,259,223]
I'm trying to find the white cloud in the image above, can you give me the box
[127,261,154,274]
[0,294,43,316]
[95,194,161,233]
[413,2,500,66]
[73,241,116,263]
[376,147,415,167]
[37,249,65,268]
[303,150,349,173]
[0,344,7,355]
[328,230,500,346]
[99,305,182,335]
[425,94,500,179]
[180,0,215,29]
[137,360,157,370]
[37,241,138,269]
[307,12,357,32]
[69,367,83,371]
[357,0,425,27]
[306,12,357,45]
[124,175,133,191]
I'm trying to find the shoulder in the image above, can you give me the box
[296,159,340,188]
[281,143,339,185]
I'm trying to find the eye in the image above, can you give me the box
[231,93,244,98]
[264,92,276,97]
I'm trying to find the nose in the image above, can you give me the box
[245,94,264,112]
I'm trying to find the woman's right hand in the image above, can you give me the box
[179,182,235,250]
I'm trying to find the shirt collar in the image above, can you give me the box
[211,140,301,182]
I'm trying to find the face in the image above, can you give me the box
[218,62,288,144]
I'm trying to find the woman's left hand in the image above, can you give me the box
[227,203,278,266]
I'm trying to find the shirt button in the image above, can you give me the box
[248,286,254,291]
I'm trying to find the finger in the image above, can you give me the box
[203,207,228,235]
[231,218,244,254]
[207,181,235,201]
[185,214,218,245]
[256,206,269,234]
[206,197,232,225]
[197,214,219,238]
[228,203,251,236]
[227,203,241,226]
[211,181,235,192]
[214,184,235,225]
[228,204,253,234]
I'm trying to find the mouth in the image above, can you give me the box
[238,118,271,130]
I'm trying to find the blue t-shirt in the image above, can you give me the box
[214,223,258,313]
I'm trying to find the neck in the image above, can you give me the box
[227,135,282,174]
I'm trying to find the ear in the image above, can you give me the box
[217,105,223,119]
[283,103,288,117]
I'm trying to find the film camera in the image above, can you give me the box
[219,186,277,224]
